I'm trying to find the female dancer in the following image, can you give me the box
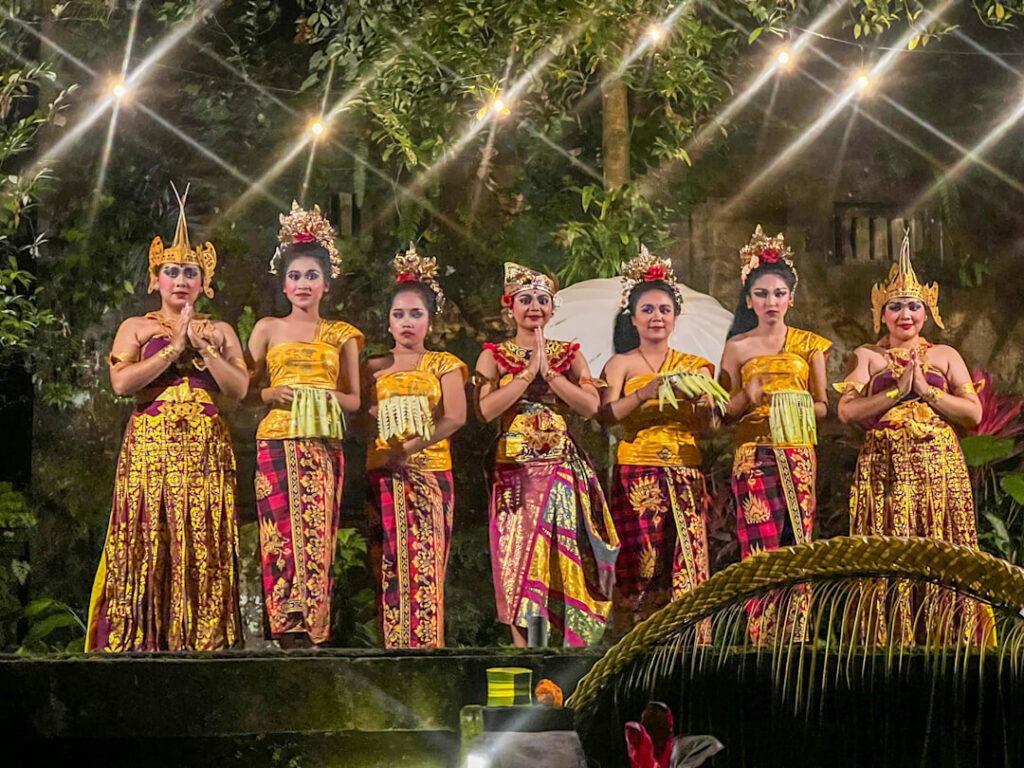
[364,245,467,648]
[600,247,720,637]
[719,227,830,644]
[837,233,994,645]
[475,262,619,647]
[87,185,248,652]
[247,202,362,647]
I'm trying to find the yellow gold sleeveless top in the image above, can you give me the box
[366,350,468,472]
[617,349,714,467]
[735,327,831,447]
[256,320,364,440]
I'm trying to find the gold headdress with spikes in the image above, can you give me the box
[393,242,446,311]
[871,230,943,333]
[272,201,341,278]
[148,182,217,298]
[619,244,683,308]
[502,262,557,299]
[739,225,798,288]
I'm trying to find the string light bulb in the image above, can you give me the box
[492,98,506,114]
[309,119,325,137]
[647,25,664,43]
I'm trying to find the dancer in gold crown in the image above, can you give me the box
[87,184,248,652]
[719,226,830,645]
[247,201,363,647]
[363,244,467,648]
[837,231,995,646]
[475,263,619,647]
[599,246,723,638]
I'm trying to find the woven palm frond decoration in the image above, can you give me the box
[567,536,1024,719]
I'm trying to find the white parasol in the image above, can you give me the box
[545,277,734,376]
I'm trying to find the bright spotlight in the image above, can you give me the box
[855,73,871,91]
[776,49,791,66]
[309,120,325,136]
[492,98,506,114]
[648,25,664,43]
[111,82,127,100]
[466,753,490,768]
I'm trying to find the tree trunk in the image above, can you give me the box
[601,75,630,191]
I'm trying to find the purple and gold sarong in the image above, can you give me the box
[87,335,240,652]
[255,438,343,645]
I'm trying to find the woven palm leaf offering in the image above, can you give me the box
[656,372,730,415]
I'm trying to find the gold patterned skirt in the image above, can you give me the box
[850,422,996,645]
[86,409,241,652]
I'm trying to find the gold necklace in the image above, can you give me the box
[637,347,665,375]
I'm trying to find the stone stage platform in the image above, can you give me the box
[0,648,602,768]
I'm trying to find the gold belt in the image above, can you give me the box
[139,380,214,404]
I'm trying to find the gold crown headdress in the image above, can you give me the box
[739,225,798,288]
[148,182,217,298]
[502,262,558,303]
[619,244,683,308]
[393,242,446,311]
[870,230,943,333]
[270,200,341,278]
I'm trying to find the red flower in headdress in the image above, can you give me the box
[644,264,668,282]
[501,293,514,308]
[760,247,781,263]
[396,272,416,282]
[293,231,317,243]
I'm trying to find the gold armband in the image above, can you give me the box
[954,381,981,396]
[579,376,607,389]
[833,381,865,397]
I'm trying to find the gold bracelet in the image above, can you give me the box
[514,369,533,383]
[158,345,181,362]
[885,388,900,400]
[926,386,944,403]
[543,368,559,382]
[201,345,221,359]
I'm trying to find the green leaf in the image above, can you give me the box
[959,435,1015,467]
[22,611,81,646]
[580,185,593,212]
[1000,475,1024,505]
[748,27,763,45]
[22,598,58,617]
[908,35,920,50]
[983,512,1010,545]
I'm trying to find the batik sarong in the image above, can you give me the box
[255,438,343,645]
[611,464,709,639]
[732,444,816,644]
[87,400,241,652]
[367,468,454,648]
[850,402,996,646]
[490,442,619,647]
